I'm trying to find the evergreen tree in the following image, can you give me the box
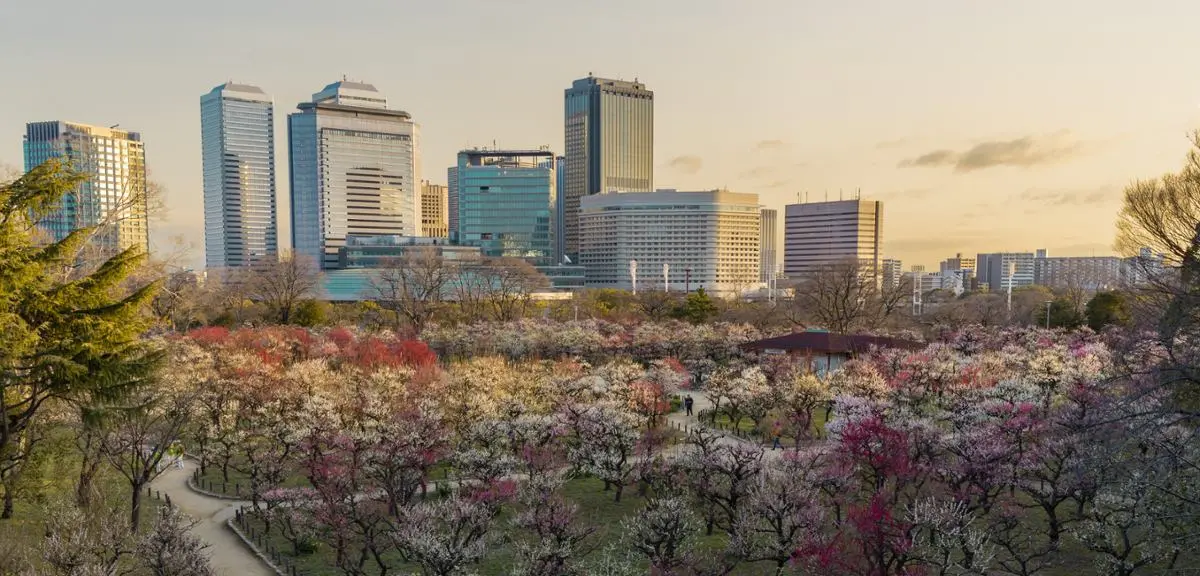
[0,159,161,519]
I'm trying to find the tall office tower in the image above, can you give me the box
[201,82,277,269]
[783,199,883,279]
[555,155,566,263]
[453,149,555,262]
[289,80,420,269]
[579,189,760,296]
[562,75,654,257]
[759,208,778,283]
[447,166,459,239]
[939,252,977,289]
[24,121,149,255]
[976,252,1035,291]
[881,258,903,289]
[420,181,449,237]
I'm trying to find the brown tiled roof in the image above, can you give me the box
[740,331,923,354]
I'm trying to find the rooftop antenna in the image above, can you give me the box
[840,188,843,201]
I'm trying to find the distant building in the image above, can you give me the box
[563,75,654,257]
[201,82,277,268]
[1124,247,1168,286]
[881,258,904,289]
[24,121,149,255]
[420,181,449,238]
[452,149,556,263]
[579,189,760,295]
[976,252,1036,291]
[447,166,459,239]
[337,235,480,268]
[289,80,420,269]
[760,208,778,283]
[1033,250,1125,290]
[554,155,566,263]
[783,199,883,279]
[939,253,976,289]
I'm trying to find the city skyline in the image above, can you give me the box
[5,1,1200,270]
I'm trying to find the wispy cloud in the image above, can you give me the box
[666,155,703,174]
[899,132,1083,172]
[1020,185,1117,206]
[755,139,789,151]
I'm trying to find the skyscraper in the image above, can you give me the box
[289,80,420,269]
[24,121,149,255]
[783,199,883,279]
[453,149,555,262]
[562,75,654,257]
[882,258,904,289]
[420,181,449,238]
[579,189,760,295]
[201,82,277,268]
[760,208,778,283]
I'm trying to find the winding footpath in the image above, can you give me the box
[150,462,272,576]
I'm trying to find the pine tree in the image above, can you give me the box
[0,159,161,519]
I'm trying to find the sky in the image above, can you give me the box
[3,0,1200,271]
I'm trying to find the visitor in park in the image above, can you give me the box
[684,395,694,416]
[771,421,783,450]
[169,441,185,469]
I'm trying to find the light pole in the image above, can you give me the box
[1044,300,1053,330]
[685,267,692,293]
[663,262,670,292]
[1006,261,1015,317]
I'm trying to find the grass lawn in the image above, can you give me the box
[704,408,831,449]
[240,476,793,576]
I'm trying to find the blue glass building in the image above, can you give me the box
[201,82,277,268]
[24,121,149,255]
[453,149,555,263]
[289,81,420,269]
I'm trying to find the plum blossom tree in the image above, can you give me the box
[565,403,640,502]
[394,493,502,576]
[622,496,698,576]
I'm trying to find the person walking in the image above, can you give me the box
[684,395,694,417]
[771,421,783,450]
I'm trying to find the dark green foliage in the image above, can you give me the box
[1085,291,1131,331]
[673,289,719,324]
[1035,298,1083,329]
[0,159,161,519]
[292,299,329,327]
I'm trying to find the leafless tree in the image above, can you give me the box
[248,252,318,325]
[788,258,905,333]
[477,258,549,321]
[368,247,456,334]
[102,384,196,532]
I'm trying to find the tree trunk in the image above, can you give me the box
[130,482,144,533]
[1,489,13,519]
[613,482,624,503]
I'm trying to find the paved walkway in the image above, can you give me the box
[666,393,788,460]
[151,462,271,576]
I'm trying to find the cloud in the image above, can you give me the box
[900,149,957,168]
[899,132,1083,172]
[1020,185,1117,206]
[666,155,703,174]
[755,139,788,151]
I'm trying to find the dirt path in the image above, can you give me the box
[151,462,272,576]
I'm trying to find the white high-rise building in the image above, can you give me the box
[976,252,1035,291]
[289,81,420,269]
[24,121,149,256]
[783,199,883,278]
[201,82,277,268]
[579,189,760,295]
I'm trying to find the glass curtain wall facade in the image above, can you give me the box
[289,81,420,269]
[454,149,555,262]
[201,82,277,268]
[562,76,653,257]
[24,121,149,255]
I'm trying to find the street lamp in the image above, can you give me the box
[685,267,692,293]
[1044,300,1053,330]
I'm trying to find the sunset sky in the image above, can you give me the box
[3,0,1200,270]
